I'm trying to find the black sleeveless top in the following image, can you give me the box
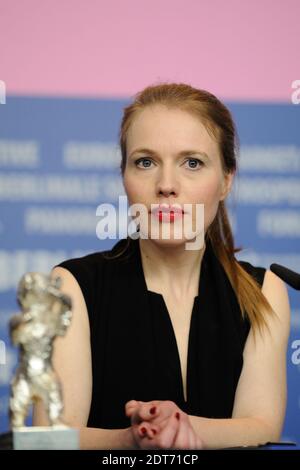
[58,238,265,429]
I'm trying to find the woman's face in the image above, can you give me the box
[123,105,233,247]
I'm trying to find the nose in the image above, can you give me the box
[156,166,179,198]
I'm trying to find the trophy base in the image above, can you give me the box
[12,426,79,450]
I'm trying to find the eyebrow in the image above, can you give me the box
[128,148,210,160]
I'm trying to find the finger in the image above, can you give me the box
[131,400,180,426]
[149,400,178,421]
[131,421,160,449]
[130,402,160,425]
[125,400,140,417]
[152,412,180,449]
[126,400,153,418]
[137,421,159,440]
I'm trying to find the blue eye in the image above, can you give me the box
[135,158,153,168]
[186,158,203,169]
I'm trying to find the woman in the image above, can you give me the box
[33,83,290,449]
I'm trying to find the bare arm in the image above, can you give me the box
[32,266,134,449]
[189,269,290,448]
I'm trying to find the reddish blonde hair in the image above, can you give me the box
[118,83,271,331]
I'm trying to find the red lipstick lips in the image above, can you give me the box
[151,204,184,222]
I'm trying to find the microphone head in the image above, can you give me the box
[270,263,300,291]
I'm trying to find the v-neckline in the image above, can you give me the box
[132,239,205,406]
[147,290,200,404]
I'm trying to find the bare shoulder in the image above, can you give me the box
[51,266,90,331]
[261,269,290,343]
[52,265,83,292]
[262,269,289,304]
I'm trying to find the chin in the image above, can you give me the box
[137,216,205,249]
[139,230,202,249]
[142,236,187,249]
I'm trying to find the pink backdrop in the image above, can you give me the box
[1,0,299,101]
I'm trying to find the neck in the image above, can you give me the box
[139,238,206,298]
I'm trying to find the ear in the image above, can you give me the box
[220,171,234,201]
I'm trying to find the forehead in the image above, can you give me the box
[126,105,219,154]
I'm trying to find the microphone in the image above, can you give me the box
[270,264,300,290]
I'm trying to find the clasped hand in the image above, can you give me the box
[125,400,203,450]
